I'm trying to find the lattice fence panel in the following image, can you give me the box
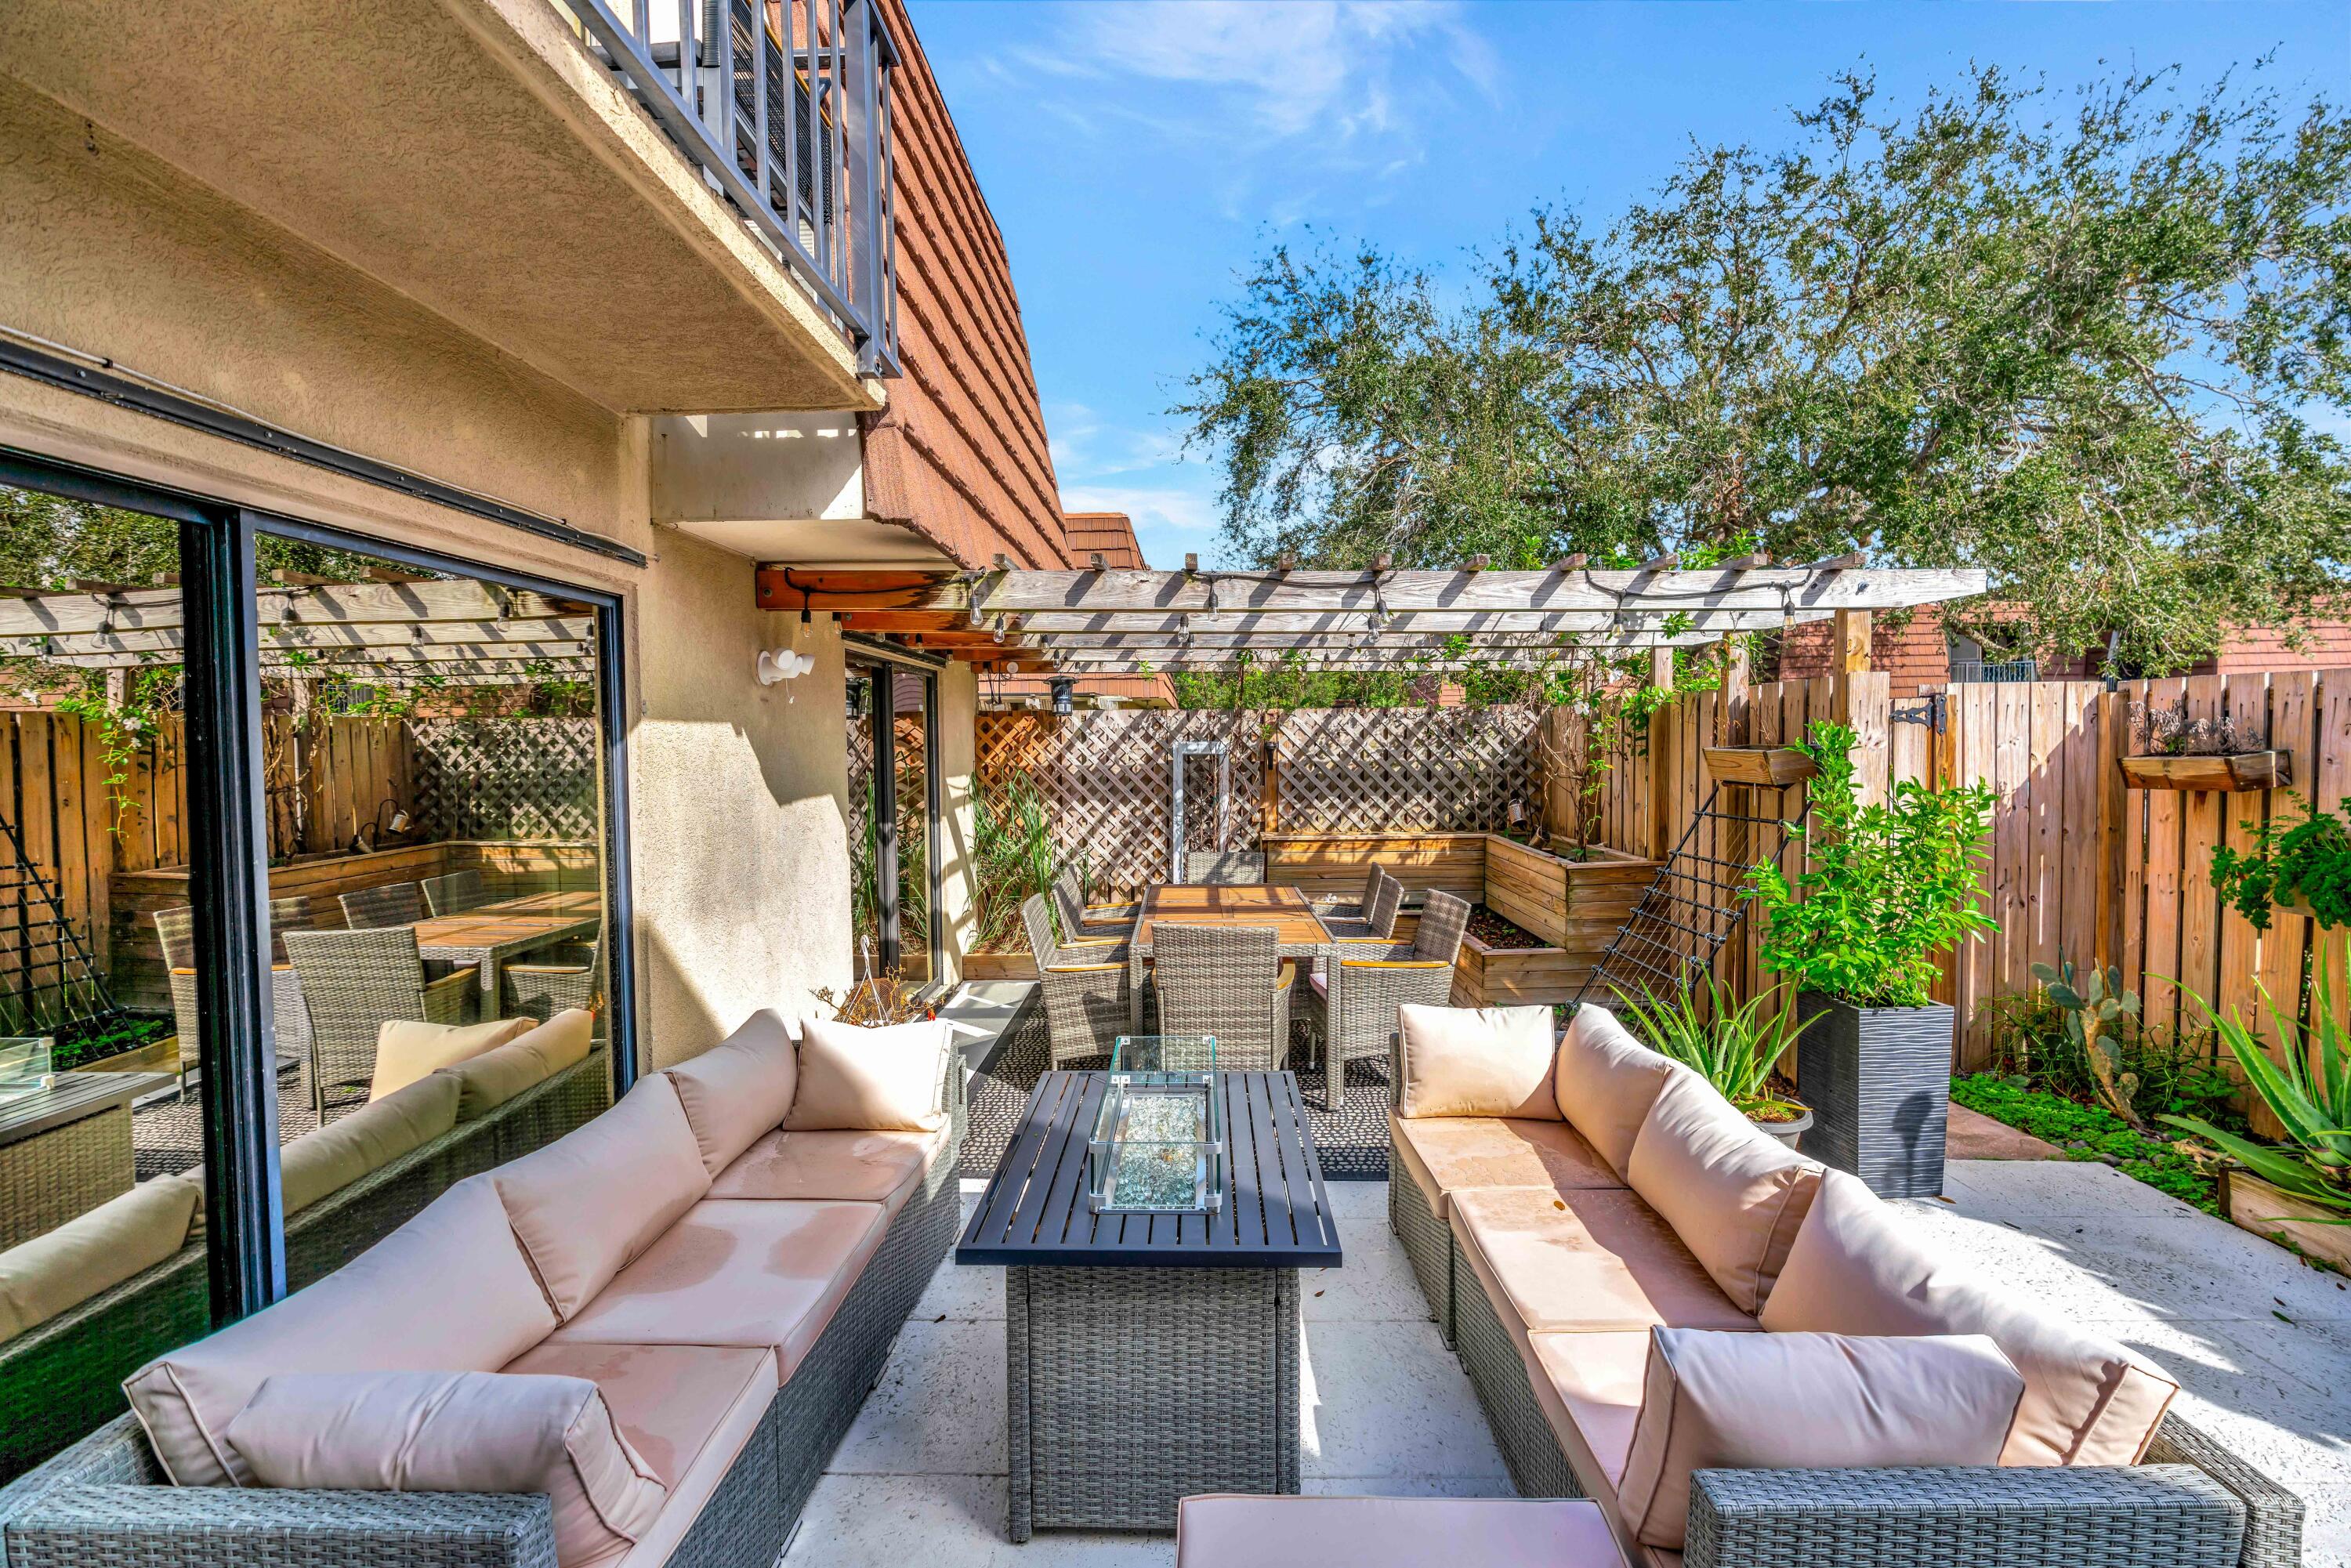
[976,712,1260,899]
[1273,707,1541,834]
[411,719,598,842]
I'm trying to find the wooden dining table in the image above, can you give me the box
[1121,883,1335,1030]
[413,889,602,1006]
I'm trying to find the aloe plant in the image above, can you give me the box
[2033,958,2143,1124]
[2158,960,2351,1225]
[1617,975,1814,1116]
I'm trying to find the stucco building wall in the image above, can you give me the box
[934,660,979,985]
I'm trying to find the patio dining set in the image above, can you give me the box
[155,868,603,1120]
[1019,862,1469,1101]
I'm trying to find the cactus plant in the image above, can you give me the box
[2032,958,2143,1124]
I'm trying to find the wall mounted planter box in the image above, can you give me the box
[2220,1168,2351,1274]
[2120,751,2291,792]
[1795,991,1951,1198]
[1701,746,1820,788]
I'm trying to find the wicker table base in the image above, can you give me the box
[1007,1263,1299,1540]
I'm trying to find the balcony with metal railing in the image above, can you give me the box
[571,0,900,375]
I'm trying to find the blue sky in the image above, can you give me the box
[910,1,2351,570]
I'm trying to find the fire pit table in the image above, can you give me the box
[957,1046,1342,1540]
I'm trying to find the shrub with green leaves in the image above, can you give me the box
[1951,1074,2219,1215]
[2208,793,2351,932]
[1748,721,1998,1009]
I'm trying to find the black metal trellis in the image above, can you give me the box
[1574,780,1802,1009]
[0,807,122,1038]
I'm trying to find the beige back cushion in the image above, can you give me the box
[1760,1169,2179,1465]
[1617,1327,2023,1549]
[0,1177,199,1345]
[370,1016,534,1102]
[1552,1006,1675,1175]
[230,1371,664,1568]
[662,1009,799,1175]
[1626,1066,1822,1315]
[491,1074,711,1320]
[280,1073,461,1215]
[783,1017,952,1132]
[1396,1005,1563,1121]
[121,1174,558,1487]
[448,1009,596,1121]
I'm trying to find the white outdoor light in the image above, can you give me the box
[756,647,815,686]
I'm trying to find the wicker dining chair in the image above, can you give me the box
[282,926,476,1117]
[156,904,313,1094]
[500,932,602,1024]
[1022,893,1133,1068]
[338,881,425,930]
[1303,888,1469,1105]
[1318,867,1402,941]
[420,870,487,918]
[1150,922,1293,1071]
[1183,850,1266,885]
[1052,866,1135,939]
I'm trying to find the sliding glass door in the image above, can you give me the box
[844,651,941,991]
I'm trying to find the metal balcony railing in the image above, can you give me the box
[571,0,900,375]
[1950,657,2038,684]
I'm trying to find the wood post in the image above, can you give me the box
[2092,686,2125,972]
[1646,647,1675,861]
[1828,609,1871,729]
[1260,737,1280,838]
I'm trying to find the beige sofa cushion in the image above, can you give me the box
[661,1009,799,1177]
[1616,1327,2024,1550]
[449,1009,596,1120]
[121,1174,558,1487]
[1527,1328,1651,1494]
[0,1177,198,1344]
[504,1342,777,1568]
[1760,1170,2179,1465]
[1174,1495,1628,1568]
[545,1199,889,1383]
[492,1075,711,1320]
[1626,1066,1821,1315]
[783,1017,951,1132]
[227,1371,665,1568]
[1552,1007,1675,1176]
[280,1073,461,1214]
[370,1016,534,1102]
[1396,1005,1562,1121]
[1390,1114,1625,1219]
[1451,1186,1756,1342]
[706,1127,942,1212]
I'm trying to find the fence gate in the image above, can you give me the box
[1168,739,1231,882]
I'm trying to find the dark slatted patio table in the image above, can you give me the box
[958,1069,1342,1540]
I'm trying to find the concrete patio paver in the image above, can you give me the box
[784,1163,2346,1567]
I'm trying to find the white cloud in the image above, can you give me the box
[1061,483,1220,537]
[993,2,1500,216]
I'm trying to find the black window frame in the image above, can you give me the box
[843,637,946,993]
[0,446,638,1325]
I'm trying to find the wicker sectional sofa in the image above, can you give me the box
[0,1009,610,1483]
[1387,1004,2303,1568]
[0,1009,965,1568]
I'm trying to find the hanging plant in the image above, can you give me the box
[52,664,178,835]
[2208,793,2351,931]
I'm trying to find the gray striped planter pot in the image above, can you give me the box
[1793,991,1951,1199]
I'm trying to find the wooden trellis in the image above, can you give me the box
[410,719,598,842]
[1273,708,1540,835]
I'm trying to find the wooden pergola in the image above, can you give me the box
[754,558,1991,675]
[0,579,599,689]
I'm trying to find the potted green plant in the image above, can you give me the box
[1616,975,1817,1149]
[2209,793,2351,930]
[1748,721,1998,1197]
[2158,962,2350,1269]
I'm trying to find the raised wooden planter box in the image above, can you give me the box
[2121,751,2291,792]
[1452,932,1576,1008]
[2220,1168,2351,1273]
[962,948,1038,982]
[75,1037,179,1077]
[1701,745,1819,787]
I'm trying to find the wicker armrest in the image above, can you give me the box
[423,967,478,1024]
[2147,1411,2305,1568]
[1685,1464,2247,1568]
[1045,961,1126,974]
[9,1484,557,1568]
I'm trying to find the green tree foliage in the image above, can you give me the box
[1178,65,2351,676]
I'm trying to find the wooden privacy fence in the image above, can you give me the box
[1566,668,2351,1131]
[975,708,1543,899]
[0,707,598,1020]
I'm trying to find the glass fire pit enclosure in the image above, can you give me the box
[1089,1034,1223,1214]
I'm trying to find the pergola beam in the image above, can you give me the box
[0,579,581,638]
[2,618,594,661]
[1009,607,1838,638]
[974,567,1985,617]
